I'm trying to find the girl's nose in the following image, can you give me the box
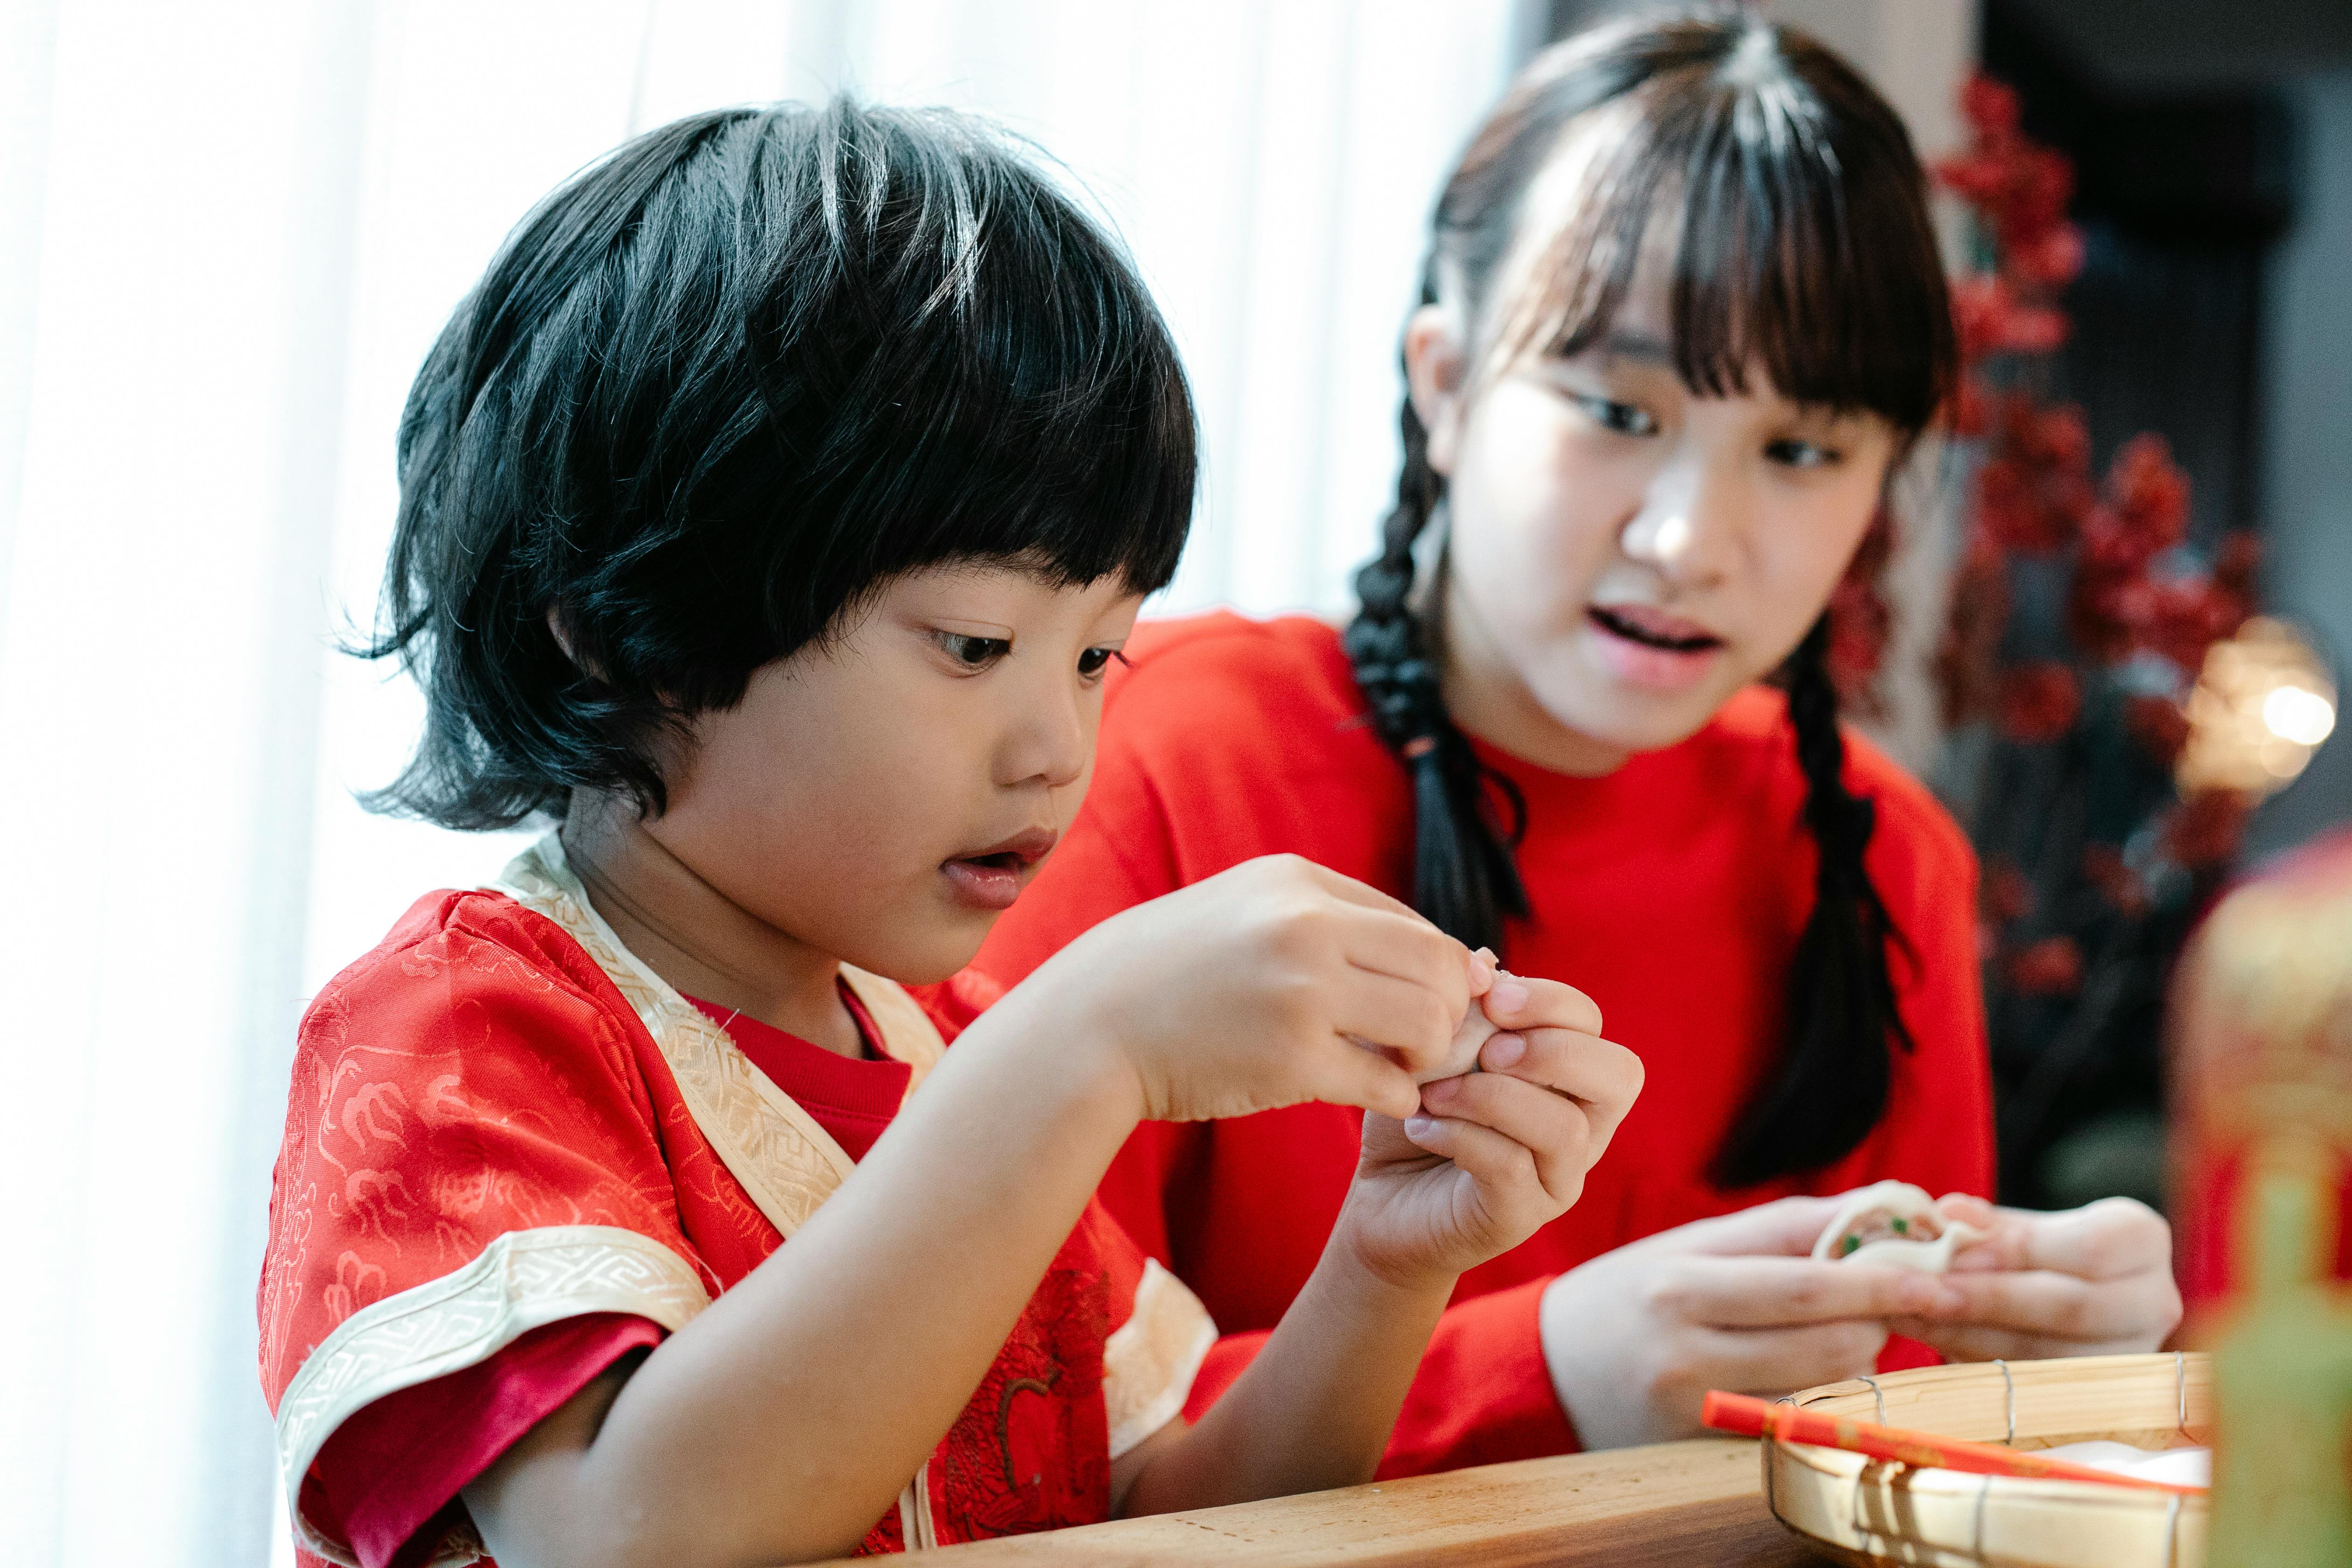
[1619,466,1738,586]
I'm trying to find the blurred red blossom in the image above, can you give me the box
[1983,860,2036,924]
[2137,578,2245,676]
[1996,662,2081,743]
[1971,396,2096,555]
[1953,274,2069,357]
[1826,509,1898,701]
[2105,434,2192,554]
[2214,530,2261,601]
[2081,843,2152,918]
[2008,936,2086,995]
[2166,790,2253,870]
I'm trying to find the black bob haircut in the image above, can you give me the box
[363,99,1197,829]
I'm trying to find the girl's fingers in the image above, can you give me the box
[1480,973,1603,1036]
[1903,1265,2176,1343]
[1653,1194,1849,1258]
[1944,1196,2171,1282]
[1690,1320,1894,1396]
[1416,1072,1593,1205]
[1477,1026,1643,1149]
[1642,1254,1961,1328]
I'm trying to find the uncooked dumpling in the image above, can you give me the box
[1811,1180,1987,1273]
[1421,992,1502,1084]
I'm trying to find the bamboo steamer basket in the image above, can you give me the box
[1764,1351,2210,1567]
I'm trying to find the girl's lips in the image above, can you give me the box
[1584,604,1725,693]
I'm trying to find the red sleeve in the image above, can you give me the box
[260,893,716,1568]
[313,1314,663,1568]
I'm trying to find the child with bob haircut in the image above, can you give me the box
[258,101,1642,1568]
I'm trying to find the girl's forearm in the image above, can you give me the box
[477,990,1142,1568]
[1119,1236,1451,1516]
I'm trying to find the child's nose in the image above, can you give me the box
[1004,691,1088,790]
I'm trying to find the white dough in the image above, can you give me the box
[2042,1441,2210,1489]
[1812,1180,1987,1273]
[1421,996,1502,1084]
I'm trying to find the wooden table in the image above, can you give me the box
[878,1439,1829,1565]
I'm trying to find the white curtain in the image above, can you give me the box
[0,4,1532,1564]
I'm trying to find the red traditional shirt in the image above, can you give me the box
[978,612,1995,1476]
[259,836,1215,1566]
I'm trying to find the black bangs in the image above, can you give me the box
[365,98,1195,829]
[1483,19,1955,435]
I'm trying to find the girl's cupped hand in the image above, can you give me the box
[1884,1194,2181,1363]
[1338,974,1643,1293]
[1535,1195,1967,1449]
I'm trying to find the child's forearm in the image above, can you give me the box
[1118,1235,1452,1516]
[466,989,1142,1568]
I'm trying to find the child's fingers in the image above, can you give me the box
[1400,1111,1543,1209]
[1480,973,1603,1037]
[1331,970,1460,1074]
[1477,1027,1643,1154]
[1328,903,1470,1015]
[1417,1072,1594,1208]
[1316,1036,1424,1120]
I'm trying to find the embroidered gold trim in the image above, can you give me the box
[1102,1259,1218,1457]
[841,962,946,1092]
[275,1225,710,1566]
[493,834,945,1238]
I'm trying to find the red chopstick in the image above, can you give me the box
[1701,1389,2203,1494]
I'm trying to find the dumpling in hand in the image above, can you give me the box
[1812,1180,1987,1273]
[1421,989,1502,1084]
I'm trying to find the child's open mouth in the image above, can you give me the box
[941,827,1057,911]
[1585,602,1726,692]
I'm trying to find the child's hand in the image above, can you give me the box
[1032,854,1486,1124]
[1335,974,1642,1291]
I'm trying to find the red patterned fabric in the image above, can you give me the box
[261,887,1136,1565]
[979,612,1995,1475]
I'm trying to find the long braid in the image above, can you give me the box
[1713,614,1913,1186]
[1343,374,1530,953]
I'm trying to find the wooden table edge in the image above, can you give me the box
[817,1437,1820,1566]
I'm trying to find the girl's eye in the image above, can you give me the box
[1574,395,1659,437]
[1076,646,1127,680]
[1766,438,1841,469]
[935,631,1011,669]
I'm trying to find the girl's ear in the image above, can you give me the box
[1403,302,1470,478]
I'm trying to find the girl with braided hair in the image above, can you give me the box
[980,12,2179,1465]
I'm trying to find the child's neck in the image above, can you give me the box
[560,794,865,1060]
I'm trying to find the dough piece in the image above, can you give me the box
[1811,1180,1987,1273]
[1421,993,1502,1084]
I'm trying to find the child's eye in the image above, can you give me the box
[1574,395,1659,437]
[1076,646,1128,680]
[1766,438,1841,469]
[934,631,1012,669]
